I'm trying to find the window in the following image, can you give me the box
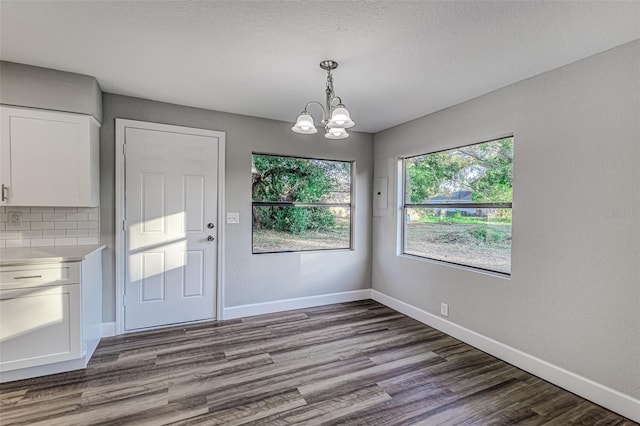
[252,153,352,253]
[402,137,513,274]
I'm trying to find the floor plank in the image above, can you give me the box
[0,300,635,425]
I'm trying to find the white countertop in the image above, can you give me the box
[0,244,105,266]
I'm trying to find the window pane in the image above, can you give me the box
[404,207,511,274]
[252,154,351,203]
[405,138,513,204]
[253,206,350,253]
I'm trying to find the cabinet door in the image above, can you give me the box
[0,106,99,206]
[0,284,81,371]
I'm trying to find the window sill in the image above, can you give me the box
[253,248,354,256]
[397,253,511,280]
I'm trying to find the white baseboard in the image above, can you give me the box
[223,289,372,320]
[101,322,116,337]
[371,290,640,423]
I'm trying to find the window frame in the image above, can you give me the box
[251,152,354,254]
[400,136,513,276]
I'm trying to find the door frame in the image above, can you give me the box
[114,119,226,335]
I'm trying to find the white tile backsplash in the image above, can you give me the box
[30,222,55,230]
[43,229,66,238]
[0,206,99,247]
[22,213,43,222]
[66,229,88,237]
[43,213,66,221]
[66,212,88,221]
[54,221,78,230]
[6,239,31,248]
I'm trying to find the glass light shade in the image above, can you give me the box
[328,105,355,128]
[325,127,349,139]
[292,112,318,134]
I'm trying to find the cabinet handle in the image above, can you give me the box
[13,275,43,279]
[1,184,7,201]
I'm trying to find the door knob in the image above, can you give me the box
[207,235,214,241]
[207,223,214,229]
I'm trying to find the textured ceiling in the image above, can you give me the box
[1,1,639,133]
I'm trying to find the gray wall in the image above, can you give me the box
[101,94,373,320]
[372,40,640,399]
[0,61,102,122]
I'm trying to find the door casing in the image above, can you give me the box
[115,119,226,335]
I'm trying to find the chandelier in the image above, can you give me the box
[292,60,355,139]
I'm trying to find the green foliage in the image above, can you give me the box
[469,224,511,244]
[406,138,513,203]
[252,155,349,234]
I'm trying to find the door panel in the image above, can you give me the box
[124,127,218,331]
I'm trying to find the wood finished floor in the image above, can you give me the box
[0,300,635,425]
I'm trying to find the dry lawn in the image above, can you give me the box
[253,228,350,253]
[405,222,511,274]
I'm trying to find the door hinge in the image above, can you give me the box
[122,144,126,156]
[122,220,127,232]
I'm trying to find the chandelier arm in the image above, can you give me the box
[329,96,343,107]
[303,101,327,123]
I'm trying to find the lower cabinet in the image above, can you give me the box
[0,284,81,371]
[0,251,102,382]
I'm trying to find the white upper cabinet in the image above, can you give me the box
[0,106,100,206]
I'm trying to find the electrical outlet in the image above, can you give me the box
[6,211,23,229]
[440,302,449,317]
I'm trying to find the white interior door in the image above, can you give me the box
[124,126,219,331]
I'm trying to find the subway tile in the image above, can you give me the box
[78,237,99,245]
[54,237,78,246]
[77,221,98,229]
[0,207,4,213]
[88,229,99,237]
[54,207,78,213]
[0,222,4,231]
[66,229,88,237]
[55,221,78,230]
[30,238,55,247]
[30,207,55,213]
[0,240,5,248]
[6,222,30,231]
[22,213,43,222]
[88,213,100,221]
[66,213,88,221]
[0,213,7,221]
[43,229,66,238]
[19,230,43,238]
[5,239,31,248]
[30,221,55,230]
[0,231,19,240]
[6,206,31,213]
[43,213,66,221]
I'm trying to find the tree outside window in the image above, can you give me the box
[403,137,513,274]
[252,154,352,253]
